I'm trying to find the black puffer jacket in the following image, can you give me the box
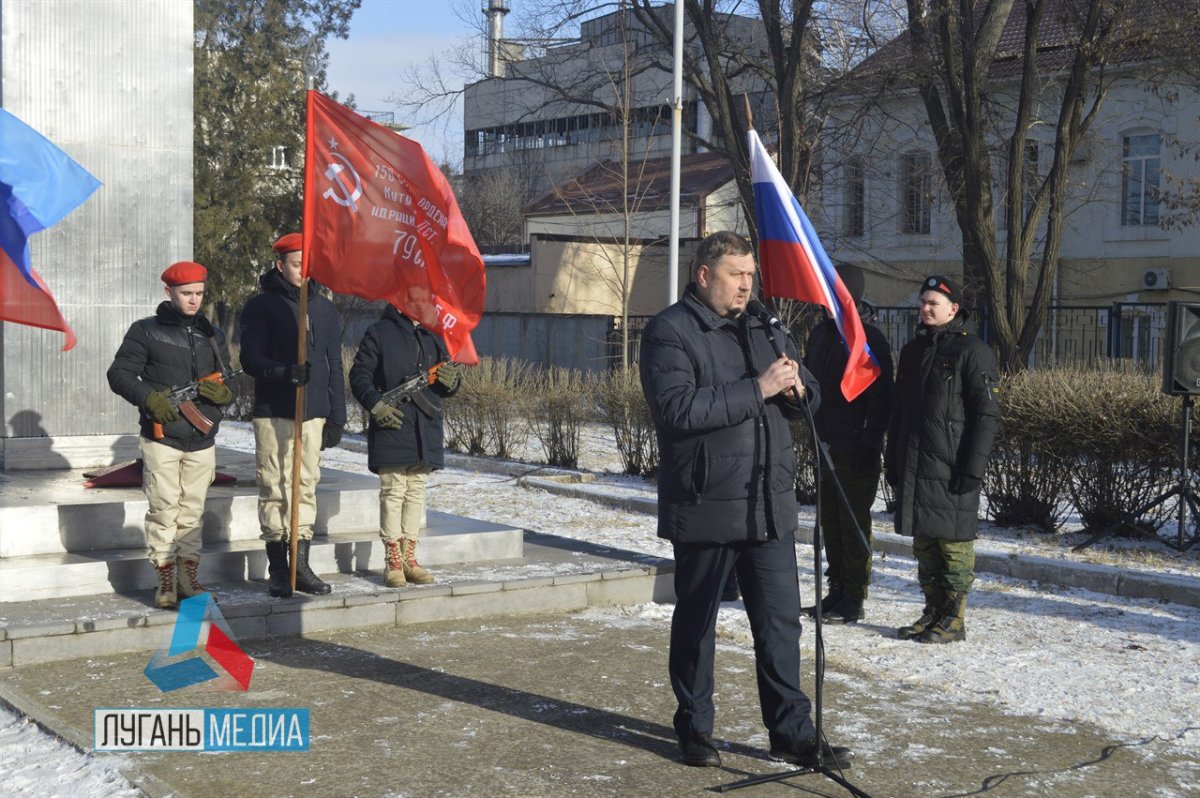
[107,302,232,451]
[238,269,347,426]
[349,305,459,473]
[804,316,894,456]
[639,285,819,545]
[885,313,1001,540]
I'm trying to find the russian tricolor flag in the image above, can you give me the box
[0,109,101,351]
[748,129,879,401]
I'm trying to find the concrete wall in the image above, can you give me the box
[0,0,193,469]
[485,237,707,316]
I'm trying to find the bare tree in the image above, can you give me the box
[898,0,1183,371]
[398,1,904,239]
[457,163,542,250]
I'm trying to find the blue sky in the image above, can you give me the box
[324,0,479,166]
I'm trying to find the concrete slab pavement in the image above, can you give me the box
[1,610,1196,798]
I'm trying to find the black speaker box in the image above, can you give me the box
[1163,301,1200,395]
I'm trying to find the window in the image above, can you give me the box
[1021,140,1039,222]
[269,146,288,170]
[1122,133,1161,226]
[844,158,865,237]
[901,151,932,234]
[999,141,1040,230]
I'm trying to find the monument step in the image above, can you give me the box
[0,449,384,558]
[0,511,524,602]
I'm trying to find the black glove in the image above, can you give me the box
[370,401,405,430]
[321,422,343,451]
[884,466,898,489]
[950,474,981,495]
[144,390,179,424]
[852,445,880,476]
[288,362,312,386]
[197,379,234,406]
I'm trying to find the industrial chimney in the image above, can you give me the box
[485,0,510,78]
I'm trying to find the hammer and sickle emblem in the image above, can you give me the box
[322,152,363,211]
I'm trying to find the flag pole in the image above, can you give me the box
[667,0,684,307]
[289,281,308,591]
[290,74,318,592]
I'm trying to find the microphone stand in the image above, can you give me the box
[719,310,873,798]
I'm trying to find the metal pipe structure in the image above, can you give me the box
[486,0,510,78]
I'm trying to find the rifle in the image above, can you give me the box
[152,369,241,440]
[379,361,447,411]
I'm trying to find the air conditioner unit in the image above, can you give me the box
[1143,268,1171,291]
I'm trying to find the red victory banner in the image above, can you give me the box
[302,91,485,362]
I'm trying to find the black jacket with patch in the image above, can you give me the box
[349,305,458,473]
[885,313,1001,540]
[107,302,232,451]
[238,268,347,427]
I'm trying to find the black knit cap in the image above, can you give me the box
[920,274,959,304]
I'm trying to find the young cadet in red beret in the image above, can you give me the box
[239,233,347,597]
[108,261,236,609]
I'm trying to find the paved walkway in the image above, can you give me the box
[1,454,1198,797]
[2,608,1196,798]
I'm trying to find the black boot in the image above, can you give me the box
[898,585,940,640]
[264,541,293,598]
[919,590,967,643]
[294,540,332,595]
[804,579,844,618]
[824,592,864,624]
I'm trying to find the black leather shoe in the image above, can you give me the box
[678,733,722,767]
[769,736,853,769]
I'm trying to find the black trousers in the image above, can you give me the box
[818,450,879,598]
[669,532,814,745]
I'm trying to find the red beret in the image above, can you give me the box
[161,261,207,286]
[273,233,303,255]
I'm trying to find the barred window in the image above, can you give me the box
[901,151,931,234]
[844,157,865,237]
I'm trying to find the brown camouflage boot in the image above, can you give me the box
[153,560,178,610]
[401,537,434,585]
[919,590,968,644]
[898,585,940,640]
[177,557,217,603]
[383,540,407,588]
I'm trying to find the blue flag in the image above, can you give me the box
[0,109,101,349]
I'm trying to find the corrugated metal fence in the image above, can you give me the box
[466,303,1170,372]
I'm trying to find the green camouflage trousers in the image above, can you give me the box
[912,535,976,594]
[818,450,880,599]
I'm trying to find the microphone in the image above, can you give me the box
[746,298,783,330]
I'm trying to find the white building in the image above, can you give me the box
[814,4,1200,310]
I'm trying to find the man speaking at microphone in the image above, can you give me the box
[639,230,851,770]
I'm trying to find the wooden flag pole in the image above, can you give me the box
[289,277,310,590]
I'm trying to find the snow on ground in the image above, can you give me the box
[0,710,141,798]
[3,420,1198,794]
